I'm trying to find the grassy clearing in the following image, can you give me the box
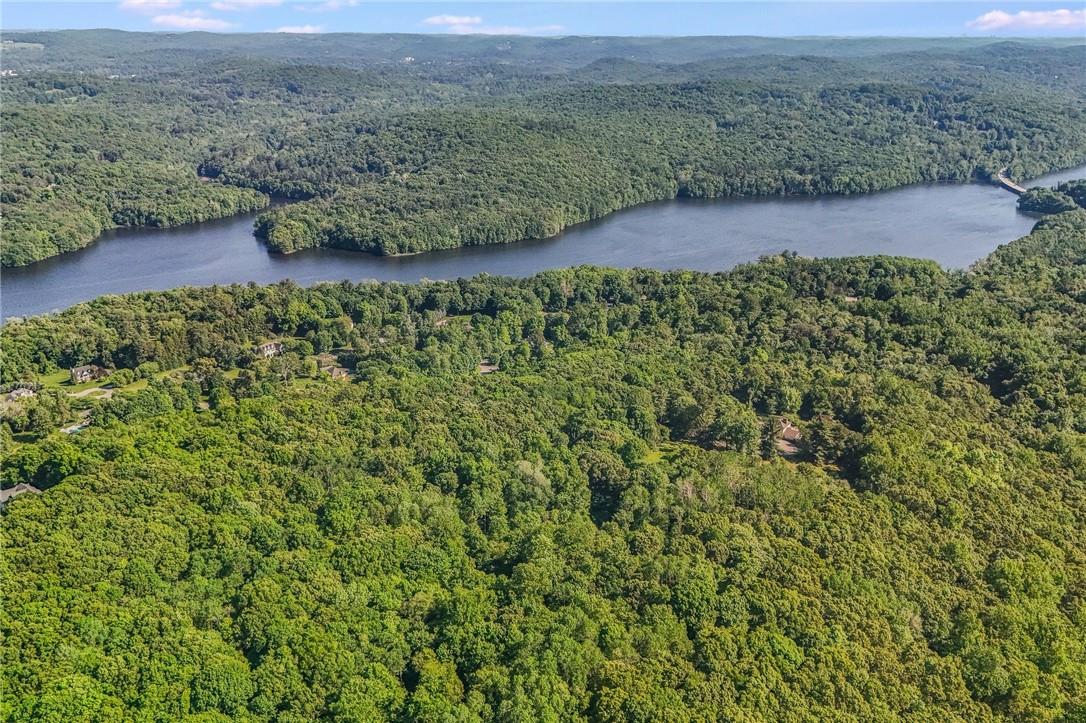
[642,449,665,464]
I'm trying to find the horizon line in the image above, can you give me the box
[4,28,1085,39]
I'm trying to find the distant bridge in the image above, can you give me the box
[997,168,1027,196]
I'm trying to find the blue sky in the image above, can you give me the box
[3,1,1085,37]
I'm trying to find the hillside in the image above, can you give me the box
[3,212,1085,720]
[3,34,1084,266]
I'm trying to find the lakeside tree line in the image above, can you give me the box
[3,211,1086,720]
[3,33,1085,265]
[1019,178,1086,216]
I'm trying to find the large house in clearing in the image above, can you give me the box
[255,341,285,358]
[70,364,108,384]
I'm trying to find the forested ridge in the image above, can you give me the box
[242,79,1085,255]
[6,31,1084,75]
[3,32,1085,265]
[3,212,1086,720]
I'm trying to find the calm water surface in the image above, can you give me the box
[4,165,1084,318]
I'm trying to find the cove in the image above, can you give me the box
[3,165,1084,320]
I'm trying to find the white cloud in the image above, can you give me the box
[422,14,563,35]
[294,0,358,12]
[273,24,324,33]
[966,8,1086,32]
[210,0,281,10]
[117,0,181,13]
[423,15,483,27]
[151,11,235,30]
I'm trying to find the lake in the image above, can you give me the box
[3,165,1084,319]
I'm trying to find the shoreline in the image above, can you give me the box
[256,162,1086,262]
[4,161,1084,321]
[7,161,1084,270]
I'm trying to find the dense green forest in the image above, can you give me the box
[242,79,1085,255]
[1019,179,1086,215]
[3,31,1085,265]
[3,211,1086,720]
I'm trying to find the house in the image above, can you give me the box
[0,483,41,508]
[70,364,108,384]
[255,341,285,358]
[322,365,350,380]
[775,418,802,456]
[6,387,35,401]
[777,418,802,442]
[61,410,93,435]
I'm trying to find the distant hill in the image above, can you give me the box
[3,32,1084,266]
[4,30,1082,74]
